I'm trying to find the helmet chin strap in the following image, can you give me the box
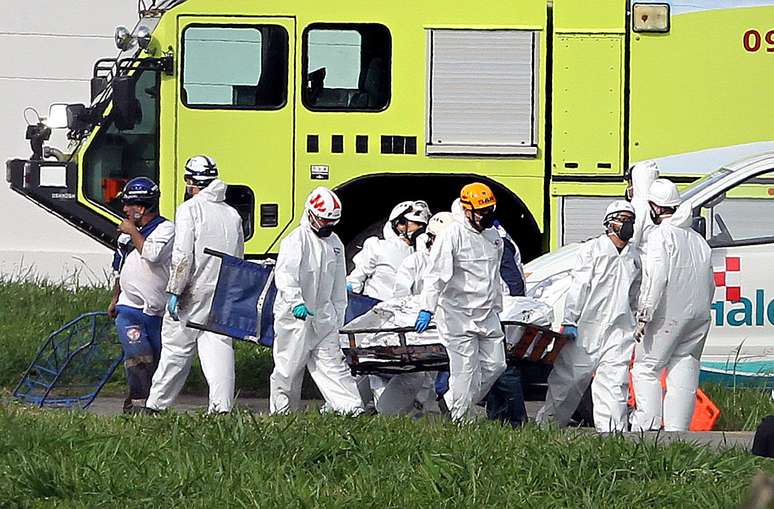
[468,215,484,232]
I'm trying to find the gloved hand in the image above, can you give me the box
[415,310,433,333]
[167,293,179,321]
[560,324,578,340]
[292,303,315,320]
[346,283,354,293]
[634,320,648,343]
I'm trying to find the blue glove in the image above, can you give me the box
[292,303,314,320]
[167,293,179,321]
[415,310,433,333]
[560,324,578,340]
[346,283,354,293]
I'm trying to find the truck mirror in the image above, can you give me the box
[91,77,108,102]
[692,216,707,237]
[112,75,142,131]
[65,104,86,130]
[46,104,69,129]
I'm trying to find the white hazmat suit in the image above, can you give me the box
[374,212,456,415]
[146,179,244,413]
[630,208,714,431]
[419,220,507,421]
[394,250,430,299]
[270,216,364,415]
[536,232,640,432]
[347,202,423,412]
[395,211,457,298]
[347,210,414,301]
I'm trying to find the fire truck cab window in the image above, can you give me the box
[182,25,288,109]
[303,24,391,111]
[82,70,159,215]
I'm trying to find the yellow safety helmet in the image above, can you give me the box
[460,182,496,211]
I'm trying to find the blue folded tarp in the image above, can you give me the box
[188,249,380,346]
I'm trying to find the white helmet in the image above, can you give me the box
[389,201,414,222]
[427,211,455,236]
[305,186,342,221]
[184,155,218,186]
[648,178,681,208]
[604,200,635,220]
[405,200,431,224]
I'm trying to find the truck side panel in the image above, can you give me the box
[630,3,774,171]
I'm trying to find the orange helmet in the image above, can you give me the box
[460,183,496,211]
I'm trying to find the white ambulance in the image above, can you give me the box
[525,151,774,386]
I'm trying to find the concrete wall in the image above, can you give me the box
[0,1,136,285]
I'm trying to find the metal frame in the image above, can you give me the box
[341,321,569,376]
[13,312,124,409]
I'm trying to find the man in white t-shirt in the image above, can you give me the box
[108,177,174,413]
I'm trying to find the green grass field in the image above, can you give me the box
[0,403,771,508]
[3,279,774,506]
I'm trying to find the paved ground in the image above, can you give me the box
[87,396,754,451]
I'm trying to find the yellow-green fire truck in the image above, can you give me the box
[7,0,774,265]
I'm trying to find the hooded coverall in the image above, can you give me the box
[419,220,507,422]
[146,179,244,413]
[270,217,364,415]
[536,234,640,432]
[630,211,714,431]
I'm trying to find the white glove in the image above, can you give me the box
[634,320,647,343]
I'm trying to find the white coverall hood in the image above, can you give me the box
[382,220,400,241]
[450,198,465,223]
[536,235,640,432]
[198,178,228,202]
[630,161,660,201]
[631,216,714,431]
[630,161,660,252]
[668,202,694,229]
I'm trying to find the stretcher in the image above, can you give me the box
[340,321,568,376]
[339,296,568,376]
[14,312,124,409]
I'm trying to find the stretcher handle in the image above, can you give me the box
[203,247,228,258]
[500,320,558,333]
[338,326,436,334]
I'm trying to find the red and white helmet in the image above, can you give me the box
[305,186,342,222]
